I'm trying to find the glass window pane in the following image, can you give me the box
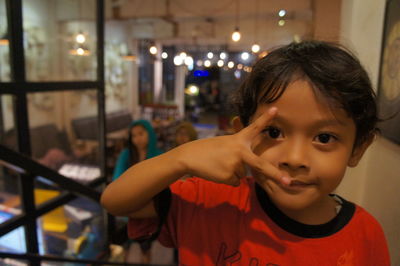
[27,90,101,184]
[0,163,22,222]
[0,258,28,265]
[22,0,97,81]
[0,94,16,152]
[0,228,27,253]
[38,196,106,259]
[0,0,11,82]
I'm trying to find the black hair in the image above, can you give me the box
[231,40,378,147]
[127,124,142,166]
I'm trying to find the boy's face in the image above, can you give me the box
[248,79,369,219]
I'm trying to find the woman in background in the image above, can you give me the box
[113,119,162,263]
[174,121,198,147]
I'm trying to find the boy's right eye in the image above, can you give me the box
[262,126,282,139]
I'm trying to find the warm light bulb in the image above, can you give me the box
[174,55,183,66]
[184,56,194,66]
[77,47,85,55]
[241,52,250,61]
[251,44,260,53]
[207,52,214,59]
[188,85,199,95]
[204,60,211,67]
[232,29,241,42]
[278,20,285,26]
[227,61,235,69]
[161,52,168,59]
[76,33,86,44]
[149,45,158,55]
[217,60,224,67]
[196,60,203,67]
[180,52,187,59]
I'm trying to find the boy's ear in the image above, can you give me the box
[232,116,244,133]
[348,135,375,167]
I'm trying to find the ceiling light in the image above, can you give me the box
[279,10,286,17]
[161,52,168,59]
[207,52,214,59]
[204,60,211,67]
[241,52,249,61]
[251,44,260,53]
[179,52,187,59]
[0,32,9,46]
[196,60,203,67]
[227,61,235,69]
[75,32,86,44]
[174,55,183,66]
[184,56,194,66]
[220,52,227,60]
[149,45,157,55]
[232,27,241,42]
[278,20,285,26]
[123,52,137,61]
[217,60,224,67]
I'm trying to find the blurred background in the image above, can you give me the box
[0,0,399,265]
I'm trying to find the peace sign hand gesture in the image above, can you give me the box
[176,107,289,186]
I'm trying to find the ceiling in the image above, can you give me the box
[105,0,341,52]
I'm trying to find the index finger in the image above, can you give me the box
[240,107,278,140]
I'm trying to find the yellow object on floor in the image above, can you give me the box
[34,189,68,233]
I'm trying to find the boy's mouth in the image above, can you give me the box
[290,180,311,186]
[280,179,316,190]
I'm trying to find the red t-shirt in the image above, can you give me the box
[128,177,390,265]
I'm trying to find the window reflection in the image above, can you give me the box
[27,90,101,183]
[22,0,97,81]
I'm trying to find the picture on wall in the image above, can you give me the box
[378,0,400,144]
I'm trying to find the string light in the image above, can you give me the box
[184,56,194,66]
[174,55,183,66]
[251,43,260,53]
[251,0,260,54]
[232,0,241,42]
[179,52,187,59]
[232,27,241,42]
[149,45,157,55]
[241,52,249,61]
[75,32,86,44]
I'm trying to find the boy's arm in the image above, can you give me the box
[101,107,287,218]
[101,148,186,217]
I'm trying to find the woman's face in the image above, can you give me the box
[131,125,149,151]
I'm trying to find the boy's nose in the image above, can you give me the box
[279,139,309,170]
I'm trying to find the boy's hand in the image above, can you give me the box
[176,107,285,186]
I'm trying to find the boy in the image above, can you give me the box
[101,41,390,265]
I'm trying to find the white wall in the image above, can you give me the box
[337,0,400,264]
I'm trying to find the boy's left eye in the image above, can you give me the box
[315,133,336,144]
